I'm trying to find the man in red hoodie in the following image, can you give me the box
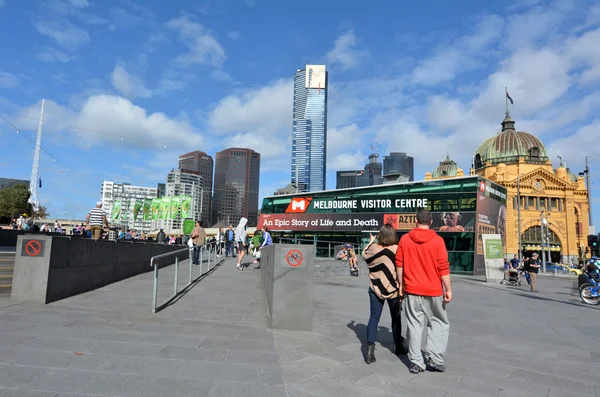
[396,209,452,374]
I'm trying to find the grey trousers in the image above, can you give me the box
[405,294,450,369]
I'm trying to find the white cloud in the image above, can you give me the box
[211,70,234,83]
[0,71,20,88]
[411,14,504,86]
[34,20,91,51]
[208,79,292,165]
[228,31,243,40]
[166,16,225,67]
[37,47,73,63]
[14,96,202,151]
[110,64,152,99]
[326,30,367,70]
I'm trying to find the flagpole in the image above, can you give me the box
[505,86,508,115]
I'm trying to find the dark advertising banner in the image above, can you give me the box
[259,212,476,232]
[474,180,508,276]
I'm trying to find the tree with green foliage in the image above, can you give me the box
[0,184,33,218]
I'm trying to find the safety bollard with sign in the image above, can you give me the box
[259,244,315,331]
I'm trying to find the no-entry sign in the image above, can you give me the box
[21,239,46,257]
[286,249,303,267]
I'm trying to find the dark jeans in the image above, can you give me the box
[367,287,402,346]
[193,245,203,264]
[226,241,233,256]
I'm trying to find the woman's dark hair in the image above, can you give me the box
[377,223,398,247]
[263,226,270,233]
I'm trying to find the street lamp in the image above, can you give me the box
[540,210,550,272]
[579,153,600,229]
[517,174,522,261]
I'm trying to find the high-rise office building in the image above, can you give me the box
[178,151,213,225]
[383,152,414,181]
[100,181,157,232]
[165,170,204,232]
[336,154,384,189]
[292,64,328,192]
[212,148,261,227]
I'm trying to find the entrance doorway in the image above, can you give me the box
[521,226,562,263]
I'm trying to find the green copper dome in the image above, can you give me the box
[474,113,549,170]
[433,154,459,178]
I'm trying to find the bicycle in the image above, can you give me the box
[579,276,600,305]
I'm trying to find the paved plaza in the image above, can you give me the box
[0,256,598,397]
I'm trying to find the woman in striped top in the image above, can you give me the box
[362,223,407,364]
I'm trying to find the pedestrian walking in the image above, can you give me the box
[235,217,248,270]
[363,224,408,365]
[85,202,109,240]
[253,226,272,269]
[225,225,235,257]
[395,209,452,374]
[191,221,206,265]
[524,252,540,292]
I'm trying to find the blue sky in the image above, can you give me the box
[0,0,599,224]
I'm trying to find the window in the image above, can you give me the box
[530,147,540,158]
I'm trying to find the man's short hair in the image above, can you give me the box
[532,252,538,257]
[416,209,432,225]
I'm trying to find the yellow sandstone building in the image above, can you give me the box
[426,112,590,265]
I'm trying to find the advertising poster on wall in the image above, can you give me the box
[474,180,507,276]
[482,234,505,282]
[258,211,477,232]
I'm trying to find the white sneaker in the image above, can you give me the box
[236,264,241,270]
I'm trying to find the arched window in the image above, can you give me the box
[474,154,482,169]
[521,226,561,244]
[529,147,540,158]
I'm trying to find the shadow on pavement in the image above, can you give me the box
[155,259,226,313]
[506,290,600,310]
[346,320,411,368]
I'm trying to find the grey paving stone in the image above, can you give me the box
[0,365,48,389]
[13,336,96,353]
[117,375,214,397]
[0,389,57,397]
[0,335,34,348]
[16,369,131,395]
[225,349,279,365]
[96,355,186,377]
[201,336,275,352]
[291,356,341,373]
[84,340,163,358]
[178,360,258,382]
[13,350,110,371]
[257,364,284,386]
[208,381,286,397]
[156,345,229,361]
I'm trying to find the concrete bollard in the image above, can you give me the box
[259,244,315,331]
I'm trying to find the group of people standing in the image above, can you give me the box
[363,209,452,374]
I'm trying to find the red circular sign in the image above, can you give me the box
[25,240,42,257]
[286,250,303,267]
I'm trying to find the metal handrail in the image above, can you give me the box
[150,245,218,313]
[276,237,363,259]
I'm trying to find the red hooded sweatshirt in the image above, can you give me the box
[396,228,450,297]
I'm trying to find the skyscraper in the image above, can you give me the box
[178,151,213,225]
[383,152,414,181]
[292,64,328,192]
[212,148,261,227]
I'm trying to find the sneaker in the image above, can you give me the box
[426,360,446,372]
[409,363,424,374]
[236,264,241,269]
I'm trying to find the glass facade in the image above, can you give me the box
[259,176,507,275]
[292,66,328,192]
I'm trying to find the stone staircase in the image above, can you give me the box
[0,250,15,295]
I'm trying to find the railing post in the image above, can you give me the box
[328,243,331,259]
[152,261,158,314]
[174,255,179,295]
[207,247,211,271]
[199,248,203,277]
[188,247,193,284]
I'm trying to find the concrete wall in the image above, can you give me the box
[313,258,368,278]
[260,244,315,331]
[0,229,61,248]
[12,236,181,304]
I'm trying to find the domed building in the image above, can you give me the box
[473,113,589,264]
[425,154,465,180]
